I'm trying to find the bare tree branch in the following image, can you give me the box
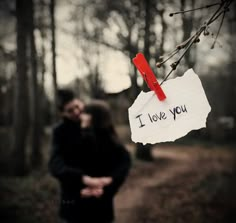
[157,0,234,84]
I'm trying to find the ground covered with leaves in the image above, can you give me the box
[1,144,236,223]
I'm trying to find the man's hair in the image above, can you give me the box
[57,89,75,111]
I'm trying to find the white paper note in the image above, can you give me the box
[128,69,211,144]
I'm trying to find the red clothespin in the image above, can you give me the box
[132,53,166,101]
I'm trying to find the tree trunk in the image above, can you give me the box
[50,0,58,121]
[128,28,140,100]
[181,0,195,68]
[136,0,153,161]
[159,6,167,77]
[12,0,30,175]
[228,4,236,138]
[39,0,47,92]
[29,0,43,169]
[39,0,47,129]
[143,0,151,92]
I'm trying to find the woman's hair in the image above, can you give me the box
[83,100,117,138]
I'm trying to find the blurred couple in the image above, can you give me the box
[49,89,131,223]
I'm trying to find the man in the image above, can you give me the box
[49,89,131,223]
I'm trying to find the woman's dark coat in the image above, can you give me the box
[49,118,131,223]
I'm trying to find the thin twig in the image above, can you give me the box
[211,10,226,49]
[157,0,233,84]
[169,2,220,17]
[156,49,179,67]
[156,35,196,68]
[160,68,175,85]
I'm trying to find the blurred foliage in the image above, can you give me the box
[0,174,60,223]
[0,0,235,172]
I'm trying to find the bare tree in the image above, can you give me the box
[29,0,43,169]
[180,0,195,68]
[12,0,30,175]
[50,0,58,120]
[136,0,154,161]
[227,2,236,137]
[68,0,142,99]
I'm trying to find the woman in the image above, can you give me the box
[78,100,131,223]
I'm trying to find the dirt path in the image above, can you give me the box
[115,145,236,223]
[0,144,235,223]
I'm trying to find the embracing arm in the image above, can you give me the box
[48,127,84,185]
[104,144,132,197]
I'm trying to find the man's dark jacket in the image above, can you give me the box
[48,118,131,223]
